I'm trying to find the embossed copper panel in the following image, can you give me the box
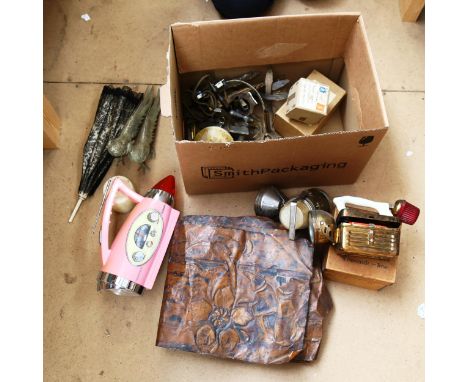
[156,216,332,364]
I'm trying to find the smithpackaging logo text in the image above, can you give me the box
[201,162,348,179]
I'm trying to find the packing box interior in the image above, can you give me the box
[166,13,389,194]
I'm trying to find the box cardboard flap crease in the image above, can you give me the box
[166,14,389,194]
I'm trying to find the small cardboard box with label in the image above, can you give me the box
[275,70,347,137]
[285,78,330,124]
[323,245,397,290]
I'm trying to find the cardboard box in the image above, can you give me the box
[276,70,346,136]
[165,13,389,194]
[323,245,397,290]
[276,76,345,136]
[309,69,347,121]
[285,78,330,124]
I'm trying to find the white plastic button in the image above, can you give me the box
[132,251,145,262]
[147,212,158,222]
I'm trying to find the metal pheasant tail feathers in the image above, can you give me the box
[107,85,154,157]
[68,86,142,223]
[128,88,161,164]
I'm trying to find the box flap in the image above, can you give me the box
[171,13,360,73]
[342,16,389,130]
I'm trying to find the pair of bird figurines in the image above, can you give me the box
[107,86,160,169]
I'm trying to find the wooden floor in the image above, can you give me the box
[44,1,425,381]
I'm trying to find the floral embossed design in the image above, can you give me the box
[193,284,243,354]
[208,306,230,329]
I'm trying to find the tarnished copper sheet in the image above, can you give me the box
[156,216,332,364]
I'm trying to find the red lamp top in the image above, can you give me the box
[152,175,176,197]
[393,199,420,225]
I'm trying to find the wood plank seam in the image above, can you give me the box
[43,95,61,149]
[399,0,425,22]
